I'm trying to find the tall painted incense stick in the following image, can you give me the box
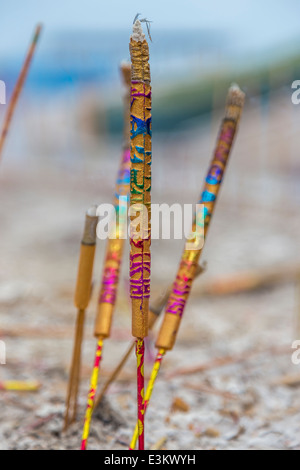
[129,19,152,451]
[94,264,204,409]
[94,62,131,340]
[80,64,131,450]
[129,84,245,449]
[64,206,98,430]
[0,24,42,162]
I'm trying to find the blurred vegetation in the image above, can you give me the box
[101,52,300,135]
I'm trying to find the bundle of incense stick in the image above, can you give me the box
[129,84,245,450]
[80,63,131,450]
[0,24,42,162]
[64,206,98,430]
[94,264,204,409]
[129,19,152,451]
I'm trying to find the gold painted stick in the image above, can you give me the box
[129,19,152,451]
[0,24,42,161]
[64,206,98,431]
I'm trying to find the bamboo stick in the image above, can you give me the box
[64,206,98,431]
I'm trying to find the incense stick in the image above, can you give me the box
[64,206,98,431]
[79,64,131,449]
[95,63,131,340]
[129,84,245,450]
[129,18,152,451]
[0,24,42,162]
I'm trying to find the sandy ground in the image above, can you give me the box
[0,89,300,450]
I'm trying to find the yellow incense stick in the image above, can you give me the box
[81,339,103,450]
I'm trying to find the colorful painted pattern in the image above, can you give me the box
[81,339,103,450]
[99,149,130,307]
[130,349,165,450]
[136,339,145,450]
[129,70,152,339]
[99,257,120,304]
[130,240,151,299]
[165,259,195,318]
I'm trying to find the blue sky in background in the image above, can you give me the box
[1,0,300,95]
[1,0,300,56]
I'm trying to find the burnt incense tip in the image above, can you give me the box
[226,84,245,120]
[131,19,146,42]
[227,84,245,108]
[87,205,98,217]
[82,205,98,245]
[120,60,131,70]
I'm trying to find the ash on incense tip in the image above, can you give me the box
[131,19,146,42]
[86,204,97,217]
[225,84,246,121]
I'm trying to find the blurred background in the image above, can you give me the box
[1,0,300,450]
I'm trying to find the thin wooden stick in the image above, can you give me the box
[194,263,300,297]
[0,24,42,161]
[95,341,135,408]
[64,207,98,431]
[185,382,239,400]
[70,310,85,423]
[167,345,291,378]
[64,308,85,428]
